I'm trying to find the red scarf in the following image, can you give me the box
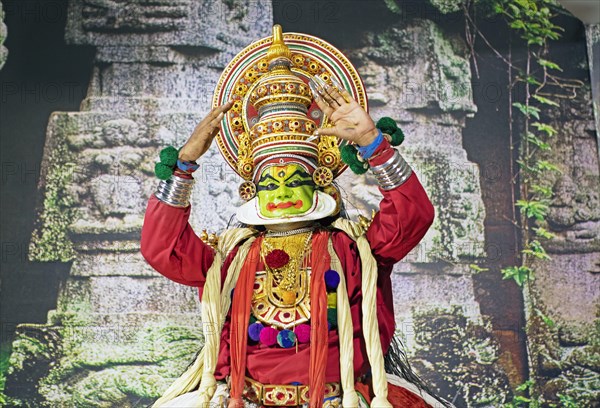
[228,231,331,407]
[309,230,330,407]
[228,236,263,407]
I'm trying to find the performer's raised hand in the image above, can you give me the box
[178,101,234,162]
[309,76,378,146]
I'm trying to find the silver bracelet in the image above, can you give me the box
[155,174,195,207]
[369,150,412,190]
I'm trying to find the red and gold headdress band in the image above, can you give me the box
[212,24,368,191]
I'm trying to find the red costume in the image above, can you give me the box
[142,24,445,408]
[141,161,434,386]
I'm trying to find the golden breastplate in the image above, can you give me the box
[251,267,311,330]
[253,230,313,329]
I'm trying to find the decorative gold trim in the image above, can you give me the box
[213,30,367,180]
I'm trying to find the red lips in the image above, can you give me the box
[266,200,304,212]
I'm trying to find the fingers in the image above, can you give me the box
[330,77,353,104]
[200,100,233,126]
[211,100,234,119]
[310,76,340,107]
[314,126,339,137]
[208,111,225,137]
[312,93,334,118]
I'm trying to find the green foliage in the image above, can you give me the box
[534,308,556,328]
[0,342,11,405]
[501,266,532,286]
[523,240,551,260]
[382,0,402,14]
[28,139,77,262]
[469,264,489,274]
[557,393,578,408]
[513,102,540,119]
[502,380,543,407]
[532,94,559,107]
[516,199,549,221]
[533,227,555,239]
[467,0,569,405]
[531,122,557,136]
[538,58,563,71]
[496,0,564,45]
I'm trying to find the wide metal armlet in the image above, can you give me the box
[154,174,194,207]
[369,149,412,190]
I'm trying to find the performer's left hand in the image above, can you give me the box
[309,77,378,146]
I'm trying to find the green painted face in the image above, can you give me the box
[256,164,316,218]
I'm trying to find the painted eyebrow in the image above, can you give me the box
[284,169,311,181]
[258,173,278,184]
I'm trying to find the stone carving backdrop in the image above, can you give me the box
[1,0,598,407]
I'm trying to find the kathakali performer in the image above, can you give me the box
[141,25,450,408]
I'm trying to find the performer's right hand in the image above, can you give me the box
[178,101,234,162]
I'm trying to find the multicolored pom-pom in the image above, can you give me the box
[294,324,311,343]
[248,322,264,342]
[327,308,337,330]
[327,292,337,309]
[324,270,340,292]
[259,326,278,346]
[277,329,297,348]
[265,249,290,269]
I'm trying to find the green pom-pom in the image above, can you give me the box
[159,146,179,167]
[376,117,398,135]
[340,144,369,175]
[155,162,174,180]
[340,144,358,165]
[390,128,405,146]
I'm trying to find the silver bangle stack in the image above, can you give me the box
[155,174,194,207]
[370,149,413,190]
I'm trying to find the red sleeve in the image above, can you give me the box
[366,141,435,268]
[140,195,215,287]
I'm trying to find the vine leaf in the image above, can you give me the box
[526,132,551,150]
[535,308,556,328]
[535,160,561,173]
[516,199,549,221]
[513,102,540,119]
[532,122,557,136]
[502,266,532,286]
[469,264,489,274]
[534,227,556,239]
[538,58,563,71]
[523,240,551,260]
[533,94,559,107]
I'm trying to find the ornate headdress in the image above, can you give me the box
[213,25,368,203]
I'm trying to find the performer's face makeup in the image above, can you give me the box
[256,164,315,218]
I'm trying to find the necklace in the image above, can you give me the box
[260,231,312,305]
[265,226,315,237]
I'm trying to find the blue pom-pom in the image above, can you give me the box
[277,329,297,348]
[324,270,340,292]
[248,322,264,342]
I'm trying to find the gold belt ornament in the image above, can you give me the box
[243,376,341,406]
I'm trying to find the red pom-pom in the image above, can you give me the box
[294,324,311,343]
[259,327,279,346]
[265,249,290,269]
